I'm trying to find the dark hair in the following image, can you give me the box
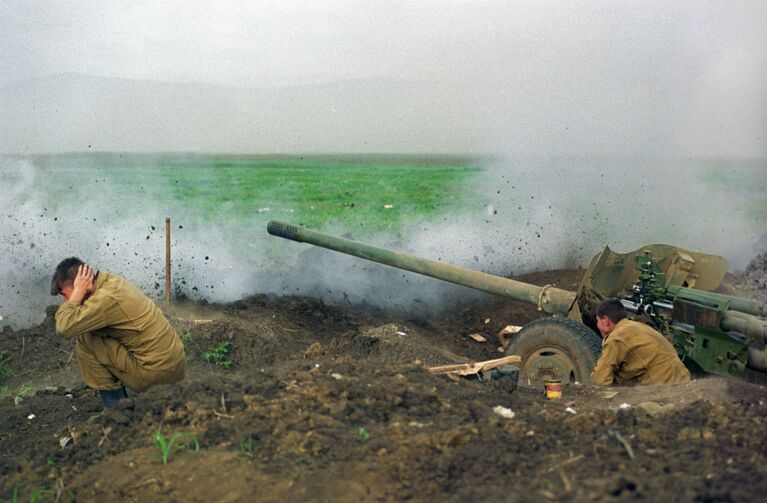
[595,298,627,324]
[51,257,85,295]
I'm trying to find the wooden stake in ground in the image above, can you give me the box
[165,217,171,306]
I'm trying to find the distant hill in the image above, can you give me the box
[0,73,492,154]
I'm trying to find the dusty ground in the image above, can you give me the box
[1,267,766,502]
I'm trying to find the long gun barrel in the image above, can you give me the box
[267,220,577,315]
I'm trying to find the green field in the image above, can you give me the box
[31,153,481,236]
[26,154,766,234]
[12,153,766,271]
[165,156,479,231]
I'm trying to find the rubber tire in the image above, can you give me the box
[505,317,602,386]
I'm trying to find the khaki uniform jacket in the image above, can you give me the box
[55,271,184,371]
[591,319,690,386]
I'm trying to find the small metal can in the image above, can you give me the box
[544,379,562,400]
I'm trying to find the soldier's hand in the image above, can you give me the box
[70,264,95,303]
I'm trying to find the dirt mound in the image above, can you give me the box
[718,250,767,304]
[738,251,767,296]
[2,268,766,501]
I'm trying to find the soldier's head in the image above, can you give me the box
[51,257,85,299]
[595,298,627,337]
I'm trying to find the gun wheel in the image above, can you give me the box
[505,317,602,387]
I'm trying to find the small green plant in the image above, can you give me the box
[0,385,36,399]
[16,385,36,397]
[153,430,180,464]
[203,342,232,368]
[0,348,13,382]
[179,331,194,363]
[239,434,255,452]
[357,427,370,440]
[179,333,194,362]
[28,488,47,503]
[8,488,48,503]
[182,434,201,452]
[153,430,200,464]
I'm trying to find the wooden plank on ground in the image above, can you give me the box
[428,355,521,376]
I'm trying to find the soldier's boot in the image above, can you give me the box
[100,386,128,408]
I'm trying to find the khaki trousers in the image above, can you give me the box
[75,333,185,392]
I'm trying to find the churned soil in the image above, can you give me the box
[1,267,766,502]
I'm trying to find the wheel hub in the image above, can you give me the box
[520,345,582,386]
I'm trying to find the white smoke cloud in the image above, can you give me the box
[0,157,262,328]
[1,155,764,330]
[263,157,765,320]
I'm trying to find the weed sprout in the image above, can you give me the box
[153,430,200,464]
[0,348,13,381]
[240,435,255,452]
[203,342,233,368]
[153,430,181,464]
[9,488,48,503]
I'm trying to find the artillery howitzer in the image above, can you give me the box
[267,220,767,385]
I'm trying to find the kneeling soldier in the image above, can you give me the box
[51,257,185,407]
[591,298,690,386]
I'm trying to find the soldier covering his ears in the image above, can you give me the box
[51,257,185,407]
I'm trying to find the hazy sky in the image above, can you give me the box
[1,0,766,156]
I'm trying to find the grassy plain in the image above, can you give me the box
[34,154,480,235]
[163,155,479,230]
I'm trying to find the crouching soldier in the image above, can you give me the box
[51,257,185,407]
[591,298,690,386]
